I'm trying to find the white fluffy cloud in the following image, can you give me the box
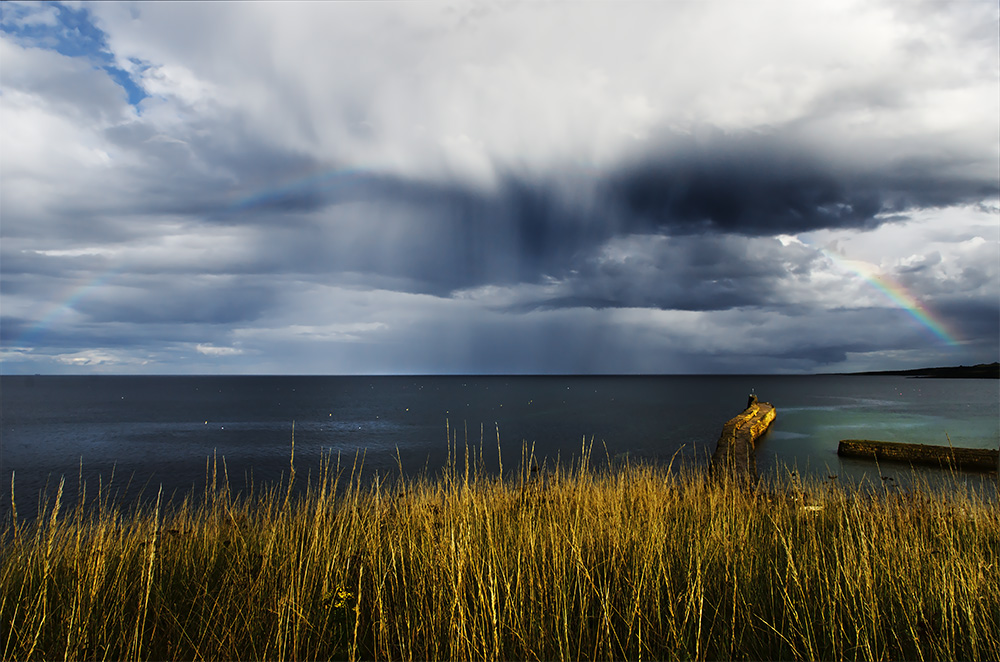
[80,1,998,182]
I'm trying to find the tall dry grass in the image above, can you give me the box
[2,438,998,661]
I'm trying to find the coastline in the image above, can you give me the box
[829,362,1000,379]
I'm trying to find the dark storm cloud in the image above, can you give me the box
[586,235,813,311]
[504,234,820,313]
[605,131,999,236]
[178,174,592,294]
[155,126,993,304]
[3,118,995,353]
[148,119,989,290]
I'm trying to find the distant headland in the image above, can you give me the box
[836,362,1000,379]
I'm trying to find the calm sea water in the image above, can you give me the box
[2,375,997,518]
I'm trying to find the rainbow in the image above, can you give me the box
[13,268,120,348]
[814,244,961,347]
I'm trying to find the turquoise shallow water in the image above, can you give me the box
[754,377,999,476]
[2,375,997,517]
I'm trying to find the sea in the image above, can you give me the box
[2,375,998,520]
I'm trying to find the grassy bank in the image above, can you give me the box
[2,443,998,661]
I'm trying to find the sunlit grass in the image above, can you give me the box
[2,439,998,661]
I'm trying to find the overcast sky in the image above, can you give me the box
[1,0,997,375]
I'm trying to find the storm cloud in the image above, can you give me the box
[1,0,997,374]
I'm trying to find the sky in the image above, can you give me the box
[1,0,998,375]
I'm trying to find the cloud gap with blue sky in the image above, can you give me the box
[1,0,997,374]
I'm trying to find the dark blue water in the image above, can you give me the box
[2,375,997,519]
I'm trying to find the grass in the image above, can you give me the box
[2,437,998,661]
